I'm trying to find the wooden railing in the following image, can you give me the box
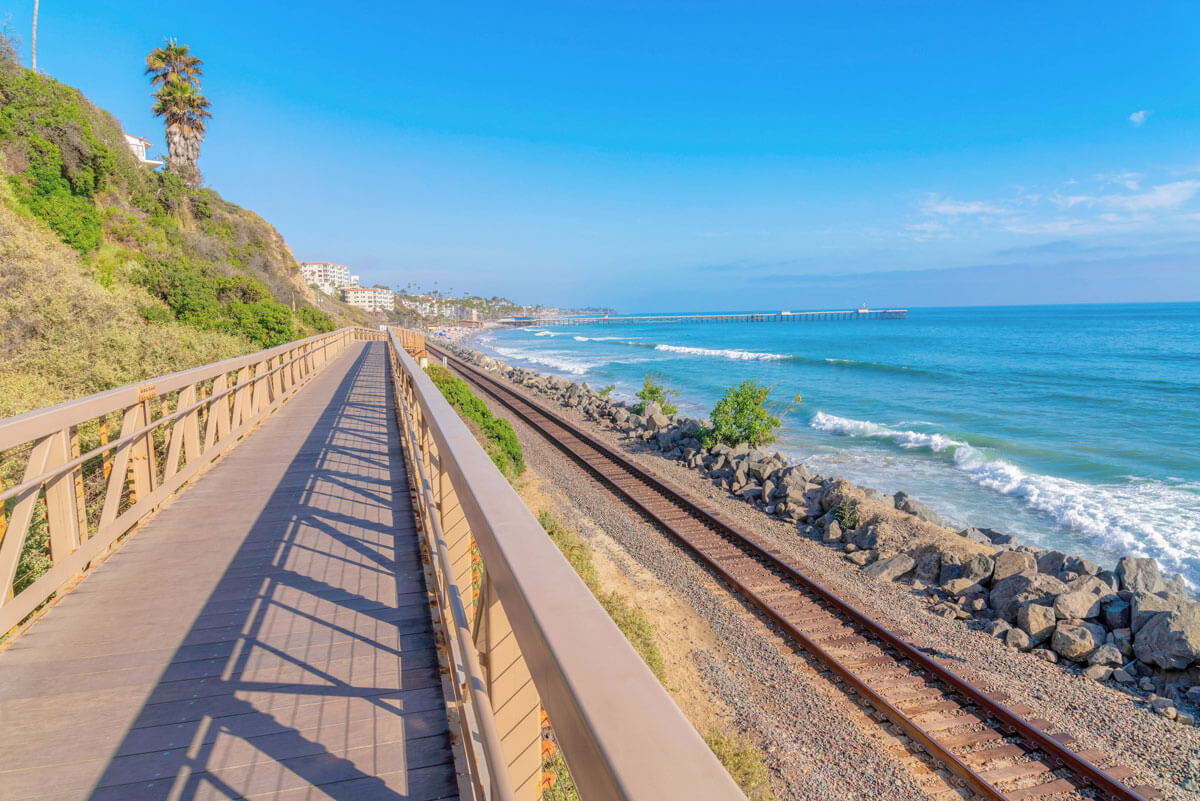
[387,329,746,801]
[0,327,383,635]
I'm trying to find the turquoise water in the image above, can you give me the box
[470,303,1200,587]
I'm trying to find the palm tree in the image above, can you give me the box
[30,0,37,71]
[146,40,209,188]
[145,38,202,88]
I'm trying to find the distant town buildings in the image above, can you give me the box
[451,306,481,322]
[123,134,163,167]
[397,295,442,316]
[342,286,395,312]
[299,262,356,296]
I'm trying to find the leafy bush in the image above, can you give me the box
[426,364,525,476]
[598,384,614,398]
[295,306,336,333]
[706,380,781,447]
[633,374,678,415]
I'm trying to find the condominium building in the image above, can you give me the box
[298,262,351,295]
[342,286,395,312]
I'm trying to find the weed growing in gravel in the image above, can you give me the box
[704,728,776,801]
[834,499,860,530]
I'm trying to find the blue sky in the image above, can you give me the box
[4,1,1200,310]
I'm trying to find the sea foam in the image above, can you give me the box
[810,411,1200,586]
[491,346,596,375]
[654,343,786,361]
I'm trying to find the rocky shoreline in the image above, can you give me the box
[447,342,1200,728]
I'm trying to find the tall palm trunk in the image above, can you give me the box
[30,0,38,71]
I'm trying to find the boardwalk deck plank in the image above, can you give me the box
[0,343,458,801]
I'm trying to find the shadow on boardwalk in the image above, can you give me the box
[74,344,457,800]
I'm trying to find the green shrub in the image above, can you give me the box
[705,380,781,447]
[295,306,336,333]
[704,728,776,801]
[598,384,614,398]
[634,374,678,415]
[426,364,525,476]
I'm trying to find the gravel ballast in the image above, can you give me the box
[449,349,1199,800]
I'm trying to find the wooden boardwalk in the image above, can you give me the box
[0,343,459,801]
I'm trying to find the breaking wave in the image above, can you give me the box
[809,411,1200,585]
[491,346,597,376]
[653,344,787,361]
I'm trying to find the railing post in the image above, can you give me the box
[44,427,83,560]
[439,454,476,624]
[484,586,542,800]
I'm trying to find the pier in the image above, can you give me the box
[502,307,908,327]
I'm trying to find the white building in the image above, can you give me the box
[342,286,395,312]
[397,295,442,317]
[123,134,163,167]
[299,262,351,295]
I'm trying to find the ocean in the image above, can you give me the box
[467,303,1200,588]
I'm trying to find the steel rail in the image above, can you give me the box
[434,344,1159,801]
[396,339,749,801]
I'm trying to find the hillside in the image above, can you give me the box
[0,55,370,418]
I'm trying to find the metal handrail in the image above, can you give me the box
[387,330,747,801]
[0,327,383,634]
[0,327,371,451]
[389,340,514,801]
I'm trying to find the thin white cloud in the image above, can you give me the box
[920,195,1008,216]
[1062,180,1200,212]
[903,221,951,241]
[1097,171,1143,190]
[1129,110,1150,127]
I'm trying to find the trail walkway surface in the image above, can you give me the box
[0,342,458,801]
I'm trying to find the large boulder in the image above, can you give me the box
[641,401,663,419]
[1018,603,1057,644]
[893,492,943,526]
[1116,556,1168,595]
[993,551,1037,583]
[1036,550,1069,576]
[990,573,1069,622]
[1066,575,1116,597]
[1051,621,1105,662]
[913,550,941,583]
[1133,603,1200,670]
[645,412,670,431]
[1101,597,1131,630]
[1131,592,1184,633]
[1054,591,1102,620]
[865,554,916,582]
[938,552,994,586]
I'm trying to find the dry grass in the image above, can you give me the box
[0,177,249,418]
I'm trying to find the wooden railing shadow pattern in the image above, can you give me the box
[0,342,458,801]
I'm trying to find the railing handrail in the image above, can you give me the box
[388,330,747,801]
[0,327,378,451]
[0,327,383,636]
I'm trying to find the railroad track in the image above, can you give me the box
[431,345,1161,801]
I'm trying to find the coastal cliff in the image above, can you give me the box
[0,57,367,418]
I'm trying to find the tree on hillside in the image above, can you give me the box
[146,39,210,188]
[30,0,37,71]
